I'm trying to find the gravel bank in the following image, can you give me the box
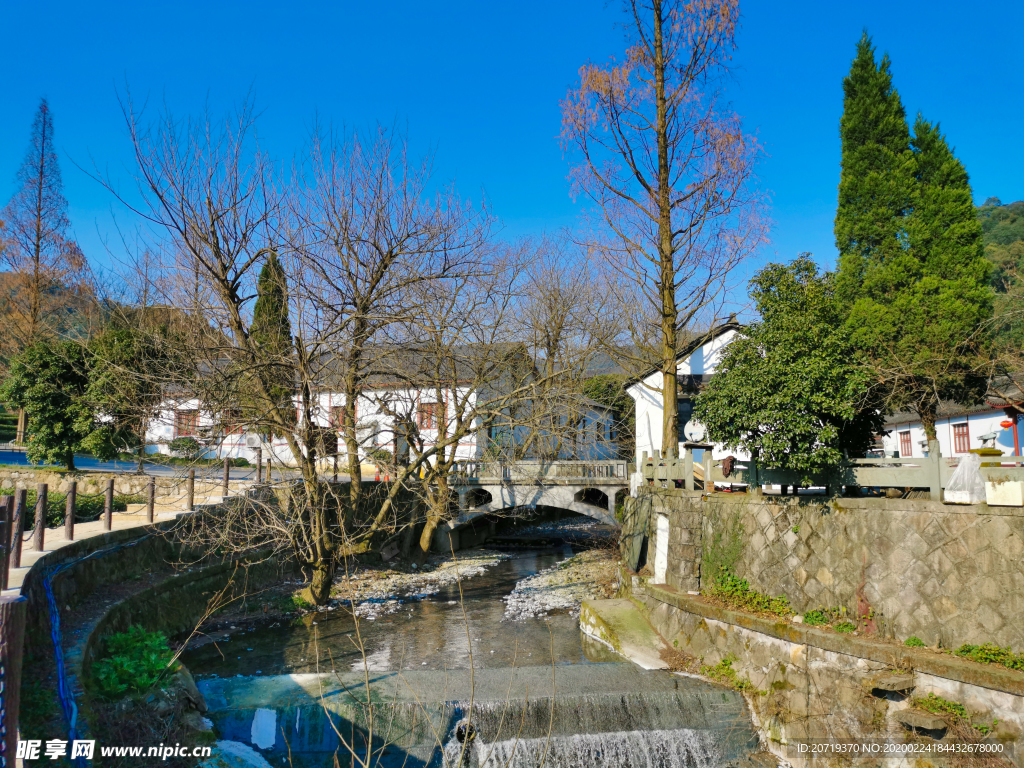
[330,549,511,620]
[502,548,619,621]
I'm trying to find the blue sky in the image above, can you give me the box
[3,0,1022,282]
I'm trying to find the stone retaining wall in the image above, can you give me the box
[631,579,1024,767]
[634,489,1024,651]
[0,467,247,499]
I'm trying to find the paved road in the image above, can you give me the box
[0,450,294,481]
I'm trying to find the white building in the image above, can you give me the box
[881,402,1021,459]
[144,345,620,467]
[625,319,743,471]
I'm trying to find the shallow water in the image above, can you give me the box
[191,545,762,767]
[182,546,621,679]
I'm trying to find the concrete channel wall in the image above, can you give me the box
[630,489,1024,651]
[624,579,1024,766]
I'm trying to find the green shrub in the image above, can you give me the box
[92,626,175,700]
[834,621,856,634]
[168,437,202,459]
[954,643,1024,671]
[708,567,791,617]
[904,636,925,647]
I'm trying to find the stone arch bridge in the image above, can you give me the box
[433,460,630,551]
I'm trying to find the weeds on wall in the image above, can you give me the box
[708,567,792,617]
[701,501,744,589]
[954,643,1024,671]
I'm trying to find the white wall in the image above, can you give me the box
[627,329,747,469]
[881,409,1020,458]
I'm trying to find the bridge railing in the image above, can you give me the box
[640,441,967,500]
[453,459,630,483]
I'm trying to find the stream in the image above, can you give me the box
[185,541,762,767]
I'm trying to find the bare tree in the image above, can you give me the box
[290,125,493,513]
[560,0,767,459]
[509,236,611,460]
[1,98,88,439]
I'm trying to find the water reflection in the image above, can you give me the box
[183,547,620,679]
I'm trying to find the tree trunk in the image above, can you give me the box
[653,0,679,460]
[416,516,439,563]
[15,409,26,443]
[66,451,75,471]
[919,403,938,441]
[303,558,336,606]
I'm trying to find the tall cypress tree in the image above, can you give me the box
[249,251,294,432]
[835,34,992,440]
[834,32,915,302]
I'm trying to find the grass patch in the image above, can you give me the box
[904,636,925,647]
[92,626,175,700]
[707,567,791,617]
[953,642,1024,671]
[834,621,856,634]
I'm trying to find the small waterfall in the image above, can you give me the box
[440,722,722,768]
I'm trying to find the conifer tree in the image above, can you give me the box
[834,32,915,301]
[835,34,992,440]
[1,99,86,441]
[249,251,294,433]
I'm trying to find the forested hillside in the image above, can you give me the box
[979,198,1024,349]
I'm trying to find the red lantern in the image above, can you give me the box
[1001,420,1014,429]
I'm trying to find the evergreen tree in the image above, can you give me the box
[834,32,915,302]
[80,326,168,468]
[0,341,91,470]
[694,257,883,482]
[835,35,992,439]
[249,251,294,433]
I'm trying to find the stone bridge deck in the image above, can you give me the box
[446,460,631,532]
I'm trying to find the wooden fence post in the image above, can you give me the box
[256,447,263,484]
[147,478,156,524]
[0,594,28,767]
[103,478,114,531]
[333,453,338,483]
[0,496,12,590]
[11,490,26,569]
[187,469,195,511]
[223,457,230,500]
[65,481,77,541]
[33,483,47,552]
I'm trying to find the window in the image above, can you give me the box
[953,422,970,454]
[899,431,912,458]
[418,402,442,430]
[175,410,199,438]
[331,406,347,430]
[221,409,243,435]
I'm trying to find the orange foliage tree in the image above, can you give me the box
[561,0,766,458]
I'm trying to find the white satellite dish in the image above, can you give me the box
[683,420,706,443]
